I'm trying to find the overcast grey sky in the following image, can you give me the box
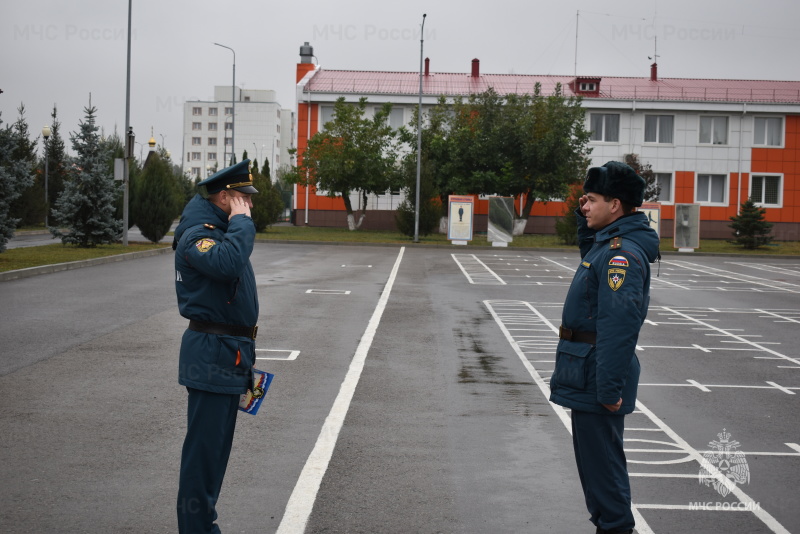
[2,0,798,165]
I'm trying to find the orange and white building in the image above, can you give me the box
[294,43,800,240]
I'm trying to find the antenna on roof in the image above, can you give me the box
[573,10,579,77]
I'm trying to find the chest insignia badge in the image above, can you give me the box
[203,223,216,230]
[608,268,626,291]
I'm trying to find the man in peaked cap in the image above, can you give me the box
[172,160,259,533]
[549,161,660,534]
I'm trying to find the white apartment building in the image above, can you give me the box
[182,86,294,180]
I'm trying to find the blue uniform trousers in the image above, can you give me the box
[177,387,240,534]
[571,410,635,533]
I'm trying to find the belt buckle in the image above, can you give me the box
[251,325,258,340]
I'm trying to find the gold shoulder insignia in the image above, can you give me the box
[203,223,216,229]
[610,237,622,249]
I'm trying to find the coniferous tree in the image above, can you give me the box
[6,104,41,227]
[50,104,122,246]
[250,170,283,232]
[0,109,37,252]
[44,106,69,224]
[729,198,773,249]
[132,151,183,243]
[261,156,270,180]
[554,182,583,245]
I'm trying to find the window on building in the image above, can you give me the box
[208,152,217,161]
[225,107,233,115]
[321,106,335,125]
[225,138,232,146]
[191,152,201,161]
[192,107,202,116]
[208,138,217,146]
[276,140,280,148]
[754,117,783,146]
[590,114,620,142]
[244,96,251,102]
[192,137,201,146]
[580,82,596,92]
[654,173,673,202]
[696,174,727,204]
[277,124,281,133]
[645,115,674,143]
[192,122,202,131]
[699,116,728,145]
[224,123,232,131]
[751,175,782,207]
[208,108,218,116]
[208,123,217,131]
[192,167,201,176]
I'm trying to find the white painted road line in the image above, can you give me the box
[277,247,405,534]
[256,349,300,361]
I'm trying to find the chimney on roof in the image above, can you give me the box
[471,58,480,78]
[300,42,314,64]
[650,62,658,82]
[424,57,430,76]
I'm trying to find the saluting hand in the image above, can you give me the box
[229,195,251,220]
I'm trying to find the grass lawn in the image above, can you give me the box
[2,226,798,274]
[0,242,170,273]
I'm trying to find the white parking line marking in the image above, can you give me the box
[256,349,300,361]
[485,300,792,534]
[277,248,405,534]
[306,289,351,295]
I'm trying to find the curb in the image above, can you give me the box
[0,246,173,282]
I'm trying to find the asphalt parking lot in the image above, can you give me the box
[0,244,798,533]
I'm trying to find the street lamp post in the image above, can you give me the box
[42,125,51,227]
[214,42,235,165]
[413,14,427,243]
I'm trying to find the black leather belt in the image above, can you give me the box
[189,320,258,340]
[559,325,596,345]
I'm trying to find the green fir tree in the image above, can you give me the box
[729,198,773,249]
[132,151,183,243]
[50,104,122,247]
[5,104,40,228]
[250,170,283,232]
[0,108,37,252]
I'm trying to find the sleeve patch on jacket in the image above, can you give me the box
[195,238,217,253]
[609,255,629,267]
[608,268,626,291]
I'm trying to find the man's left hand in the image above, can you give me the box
[602,398,623,412]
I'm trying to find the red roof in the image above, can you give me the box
[304,69,800,104]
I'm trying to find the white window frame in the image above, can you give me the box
[695,173,728,206]
[699,116,729,145]
[753,117,784,147]
[589,113,620,143]
[208,108,218,116]
[191,152,201,161]
[224,107,233,116]
[208,138,217,146]
[654,172,674,204]
[192,122,202,131]
[750,174,783,208]
[207,152,217,161]
[580,82,596,92]
[192,107,202,116]
[191,167,201,176]
[191,137,201,146]
[208,122,217,131]
[644,115,674,144]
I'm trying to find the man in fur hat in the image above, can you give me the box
[550,161,660,534]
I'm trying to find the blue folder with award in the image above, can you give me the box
[238,369,274,415]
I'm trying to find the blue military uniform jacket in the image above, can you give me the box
[173,194,259,394]
[549,210,659,415]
